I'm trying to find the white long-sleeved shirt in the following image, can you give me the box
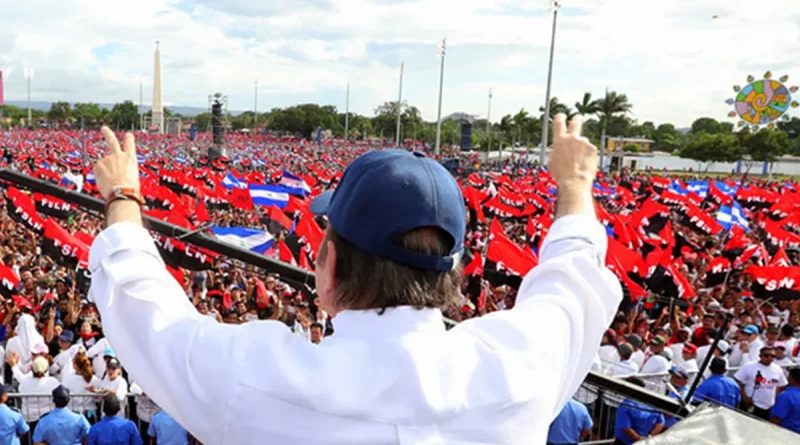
[88,215,622,445]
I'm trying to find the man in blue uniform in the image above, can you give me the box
[614,377,665,445]
[693,358,741,409]
[0,384,28,445]
[87,395,141,445]
[771,367,800,434]
[33,386,90,445]
[664,365,690,429]
[147,404,188,445]
[546,398,593,445]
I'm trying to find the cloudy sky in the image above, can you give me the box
[1,0,799,127]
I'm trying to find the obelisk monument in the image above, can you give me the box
[152,41,164,133]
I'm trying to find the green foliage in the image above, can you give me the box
[47,101,72,122]
[652,123,680,152]
[194,112,211,131]
[679,132,740,163]
[73,103,104,126]
[596,91,632,132]
[266,103,339,138]
[371,101,424,141]
[109,100,139,130]
[690,117,724,134]
[622,143,640,153]
[575,92,600,116]
[740,129,791,162]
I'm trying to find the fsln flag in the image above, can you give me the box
[210,226,274,254]
[279,170,311,196]
[221,172,248,190]
[249,184,289,209]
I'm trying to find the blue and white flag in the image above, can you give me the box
[137,154,146,165]
[249,184,289,209]
[221,172,248,190]
[86,172,96,185]
[714,181,738,196]
[717,201,750,231]
[279,170,311,196]
[176,154,188,165]
[210,226,274,254]
[669,180,689,196]
[686,180,709,198]
[60,171,83,191]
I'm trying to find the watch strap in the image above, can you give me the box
[104,187,145,212]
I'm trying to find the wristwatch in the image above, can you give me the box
[104,187,145,212]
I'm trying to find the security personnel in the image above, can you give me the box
[87,394,141,445]
[33,385,90,445]
[664,365,690,429]
[693,357,741,409]
[547,398,593,445]
[0,384,29,445]
[614,377,665,445]
[771,367,800,434]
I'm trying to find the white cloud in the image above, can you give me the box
[0,0,799,127]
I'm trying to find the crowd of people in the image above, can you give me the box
[0,127,799,444]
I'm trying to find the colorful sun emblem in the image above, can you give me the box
[726,72,799,131]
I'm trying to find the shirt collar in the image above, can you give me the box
[331,306,445,339]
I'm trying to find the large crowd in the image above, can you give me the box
[0,128,799,444]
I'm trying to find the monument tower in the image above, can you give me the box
[152,41,164,133]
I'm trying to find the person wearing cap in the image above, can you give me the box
[680,343,699,376]
[773,342,793,368]
[700,340,731,379]
[17,356,60,432]
[624,335,644,370]
[88,117,622,444]
[669,326,692,364]
[614,377,665,445]
[49,331,78,382]
[694,357,741,408]
[734,345,788,419]
[32,385,90,445]
[770,367,800,434]
[86,394,141,445]
[95,358,128,403]
[728,324,761,367]
[664,365,690,429]
[640,336,671,374]
[0,383,29,445]
[609,343,639,377]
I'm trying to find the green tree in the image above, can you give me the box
[622,143,640,153]
[47,101,72,122]
[109,101,140,130]
[575,92,600,116]
[595,90,633,150]
[267,103,339,137]
[73,103,103,126]
[679,132,740,166]
[538,97,572,121]
[629,121,656,139]
[741,129,791,162]
[652,123,680,152]
[194,112,211,131]
[690,117,723,134]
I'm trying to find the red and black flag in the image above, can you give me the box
[149,232,217,271]
[5,187,45,234]
[705,257,731,287]
[749,266,800,300]
[0,263,19,299]
[681,205,723,236]
[41,218,89,266]
[33,193,76,220]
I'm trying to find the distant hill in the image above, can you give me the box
[3,100,245,117]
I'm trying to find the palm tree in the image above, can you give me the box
[595,89,633,166]
[575,92,600,116]
[539,97,573,120]
[512,108,530,149]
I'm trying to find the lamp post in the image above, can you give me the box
[486,87,493,161]
[434,38,447,156]
[344,83,350,142]
[396,62,404,146]
[254,79,258,132]
[24,67,34,124]
[539,0,560,167]
[138,75,144,130]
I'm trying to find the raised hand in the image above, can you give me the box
[547,114,598,218]
[93,126,140,201]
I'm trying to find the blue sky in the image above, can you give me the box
[1,0,799,126]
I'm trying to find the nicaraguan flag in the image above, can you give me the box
[137,154,146,165]
[717,201,750,231]
[279,170,311,196]
[249,184,289,208]
[715,182,738,196]
[176,155,188,165]
[86,172,96,185]
[669,180,689,196]
[210,226,274,254]
[60,172,83,191]
[686,180,709,197]
[221,172,248,190]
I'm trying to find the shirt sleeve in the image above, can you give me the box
[581,405,594,431]
[770,393,789,420]
[18,415,30,435]
[88,222,305,445]
[616,405,632,430]
[147,417,156,437]
[733,366,749,384]
[452,215,623,418]
[80,416,90,437]
[129,422,143,445]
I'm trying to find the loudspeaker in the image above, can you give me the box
[460,123,472,151]
[212,101,223,145]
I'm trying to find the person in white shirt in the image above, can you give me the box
[734,345,788,420]
[640,336,671,374]
[18,357,60,426]
[49,331,84,381]
[773,342,794,369]
[62,351,102,422]
[87,118,622,444]
[86,339,112,379]
[95,357,128,403]
[598,330,620,369]
[609,343,640,377]
[5,314,44,373]
[625,334,645,371]
[701,340,731,379]
[729,325,764,367]
[778,324,797,361]
[669,327,692,365]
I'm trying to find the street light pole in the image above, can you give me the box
[254,79,258,132]
[344,83,350,142]
[24,68,34,124]
[396,62,404,146]
[139,76,143,130]
[539,1,560,167]
[434,38,447,156]
[486,87,493,161]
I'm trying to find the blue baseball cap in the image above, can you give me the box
[742,325,759,335]
[310,150,465,272]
